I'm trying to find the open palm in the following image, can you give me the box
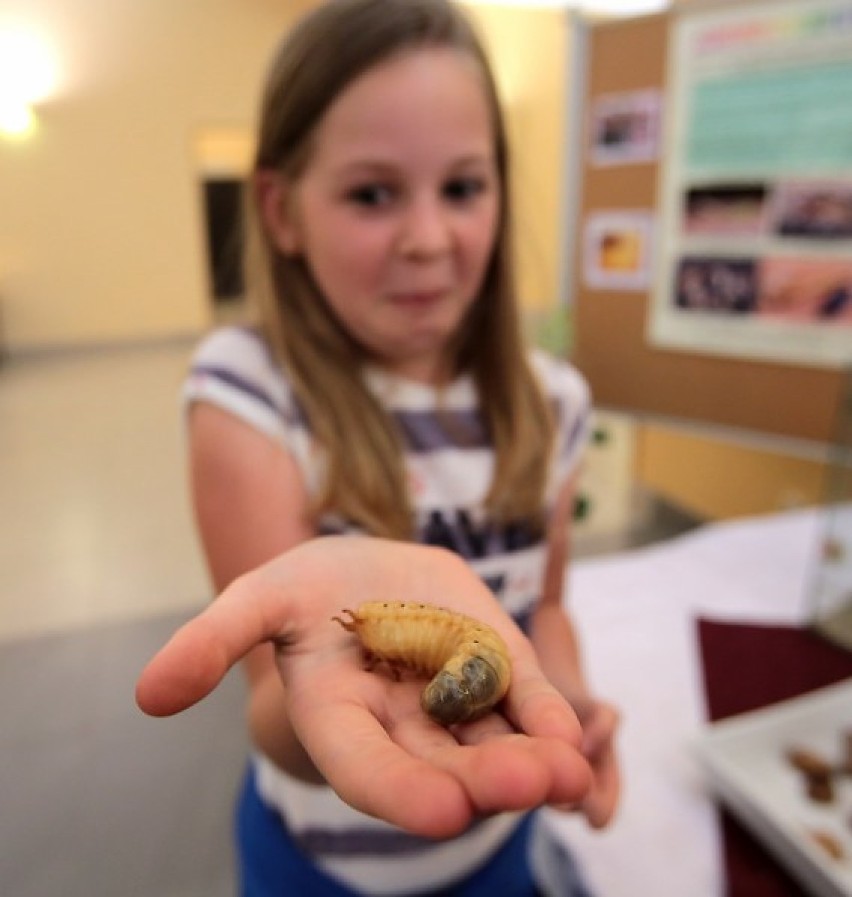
[136,537,592,837]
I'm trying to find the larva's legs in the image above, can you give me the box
[363,650,404,681]
[331,609,359,632]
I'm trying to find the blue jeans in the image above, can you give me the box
[235,764,592,897]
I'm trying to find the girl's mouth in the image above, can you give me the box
[390,289,446,307]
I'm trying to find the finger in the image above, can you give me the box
[403,730,552,814]
[577,704,621,826]
[390,714,590,815]
[449,714,591,810]
[452,712,515,745]
[295,698,476,838]
[581,703,620,759]
[581,750,620,829]
[503,657,583,748]
[136,575,294,716]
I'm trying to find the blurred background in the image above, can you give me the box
[1,0,848,895]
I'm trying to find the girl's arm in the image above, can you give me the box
[531,472,587,702]
[188,402,322,782]
[529,472,621,828]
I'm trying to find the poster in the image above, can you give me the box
[649,0,852,367]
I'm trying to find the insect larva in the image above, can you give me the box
[332,601,511,726]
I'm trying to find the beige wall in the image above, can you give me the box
[0,0,312,353]
[462,3,574,313]
[0,0,571,355]
[635,425,828,520]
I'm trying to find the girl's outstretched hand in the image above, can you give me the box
[135,537,592,838]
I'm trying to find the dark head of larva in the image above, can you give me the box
[420,657,503,725]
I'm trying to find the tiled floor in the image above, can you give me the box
[0,342,211,640]
[0,343,700,896]
[0,342,248,897]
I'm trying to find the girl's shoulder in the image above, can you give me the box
[188,325,298,401]
[184,325,302,443]
[190,325,280,380]
[528,348,590,410]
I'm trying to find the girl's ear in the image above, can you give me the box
[253,169,301,255]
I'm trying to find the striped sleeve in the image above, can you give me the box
[182,327,315,478]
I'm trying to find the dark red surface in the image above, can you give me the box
[697,619,852,897]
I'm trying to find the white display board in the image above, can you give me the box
[649,0,852,368]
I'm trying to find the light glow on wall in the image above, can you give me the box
[0,101,36,138]
[0,25,57,138]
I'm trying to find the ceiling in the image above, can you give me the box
[463,0,671,14]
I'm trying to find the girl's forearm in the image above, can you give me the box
[529,602,591,709]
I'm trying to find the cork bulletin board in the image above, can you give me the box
[571,8,846,443]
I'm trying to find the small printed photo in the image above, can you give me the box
[770,181,852,239]
[674,256,758,314]
[682,183,769,236]
[758,257,852,323]
[590,89,661,166]
[584,211,654,291]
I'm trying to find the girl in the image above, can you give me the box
[137,0,619,894]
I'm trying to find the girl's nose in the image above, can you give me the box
[397,196,451,258]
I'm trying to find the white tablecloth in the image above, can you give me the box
[549,506,826,897]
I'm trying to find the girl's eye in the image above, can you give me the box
[346,184,395,208]
[443,177,487,203]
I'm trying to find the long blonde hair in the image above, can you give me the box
[246,0,555,539]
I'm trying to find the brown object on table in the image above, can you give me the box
[785,749,836,803]
[698,619,852,897]
[805,773,835,804]
[785,747,834,779]
[843,731,852,775]
[808,829,844,862]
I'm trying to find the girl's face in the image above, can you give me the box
[269,47,501,384]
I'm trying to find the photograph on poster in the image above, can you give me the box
[584,210,654,291]
[675,256,757,313]
[682,183,769,237]
[650,0,852,367]
[770,181,852,240]
[672,255,852,326]
[590,89,661,167]
[759,257,852,323]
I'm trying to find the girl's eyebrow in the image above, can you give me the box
[335,154,495,178]
[334,160,399,178]
[449,154,496,170]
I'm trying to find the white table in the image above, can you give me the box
[549,507,826,897]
